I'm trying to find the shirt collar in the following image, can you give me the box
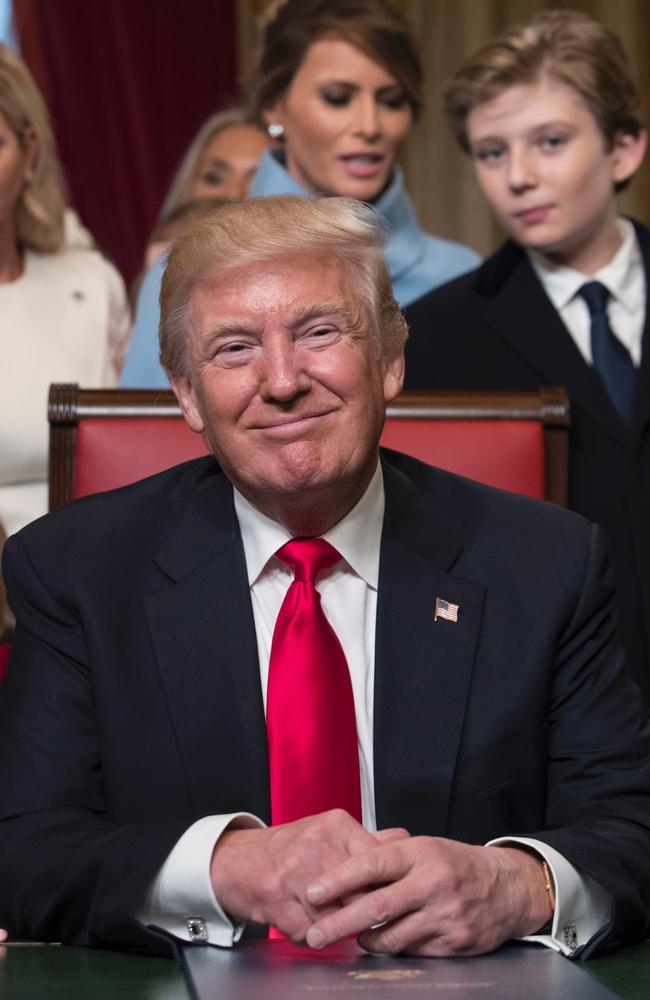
[233,461,385,589]
[528,218,643,314]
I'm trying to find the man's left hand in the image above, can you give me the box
[305,838,552,956]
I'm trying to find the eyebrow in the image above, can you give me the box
[289,300,356,328]
[196,299,358,354]
[319,79,405,96]
[200,157,230,170]
[471,118,576,144]
[196,321,254,359]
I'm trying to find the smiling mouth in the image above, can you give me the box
[252,410,336,432]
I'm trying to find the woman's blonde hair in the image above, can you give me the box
[0,43,66,252]
[160,107,263,220]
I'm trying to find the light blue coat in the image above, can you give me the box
[120,151,480,388]
[120,255,168,388]
[250,151,480,308]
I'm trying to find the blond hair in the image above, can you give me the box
[159,195,407,379]
[0,43,66,252]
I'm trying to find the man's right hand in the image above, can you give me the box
[210,809,409,942]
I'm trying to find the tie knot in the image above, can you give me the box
[578,280,610,316]
[276,537,341,583]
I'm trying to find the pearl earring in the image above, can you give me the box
[267,122,284,140]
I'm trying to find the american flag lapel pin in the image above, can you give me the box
[434,597,459,623]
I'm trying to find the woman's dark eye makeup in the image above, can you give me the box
[321,88,351,106]
[319,84,408,110]
[379,88,408,109]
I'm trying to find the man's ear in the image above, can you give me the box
[170,375,205,434]
[383,351,405,403]
[612,128,647,186]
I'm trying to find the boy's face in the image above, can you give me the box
[466,75,646,272]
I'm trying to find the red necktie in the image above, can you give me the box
[266,538,362,826]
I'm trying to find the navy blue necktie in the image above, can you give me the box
[578,281,636,422]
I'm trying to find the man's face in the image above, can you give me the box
[172,252,404,516]
[466,75,646,272]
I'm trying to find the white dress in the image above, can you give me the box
[0,248,131,535]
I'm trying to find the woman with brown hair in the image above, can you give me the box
[123,0,478,389]
[248,0,479,307]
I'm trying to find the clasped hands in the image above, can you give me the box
[211,809,552,956]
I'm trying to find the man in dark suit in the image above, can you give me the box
[404,10,650,705]
[1,196,649,960]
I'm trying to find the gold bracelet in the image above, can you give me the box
[542,860,556,912]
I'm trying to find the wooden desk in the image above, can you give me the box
[1,941,648,1000]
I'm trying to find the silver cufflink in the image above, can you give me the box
[186,916,209,942]
[562,923,578,951]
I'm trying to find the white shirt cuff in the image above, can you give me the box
[135,813,266,946]
[487,836,611,957]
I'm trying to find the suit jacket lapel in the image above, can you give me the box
[373,456,485,837]
[144,472,270,822]
[480,242,629,445]
[630,220,650,436]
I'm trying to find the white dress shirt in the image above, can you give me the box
[528,217,645,366]
[137,463,609,955]
[0,248,131,536]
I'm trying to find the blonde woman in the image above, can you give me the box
[121,108,269,387]
[160,108,269,217]
[0,44,131,536]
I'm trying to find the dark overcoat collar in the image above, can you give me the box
[476,221,650,445]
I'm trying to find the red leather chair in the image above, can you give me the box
[48,384,569,508]
[381,390,569,504]
[0,643,11,683]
